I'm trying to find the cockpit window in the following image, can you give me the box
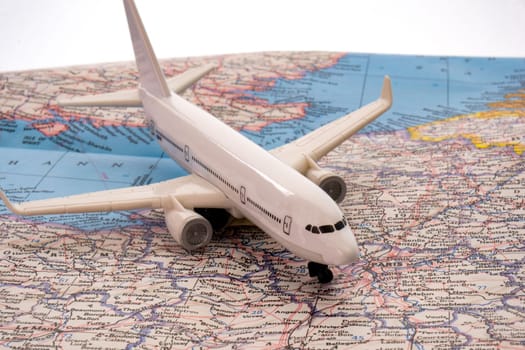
[305,217,348,234]
[319,225,334,233]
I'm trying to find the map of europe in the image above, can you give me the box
[0,52,524,349]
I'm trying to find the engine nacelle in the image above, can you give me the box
[306,168,347,203]
[165,209,213,251]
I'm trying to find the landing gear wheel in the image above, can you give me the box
[308,262,334,283]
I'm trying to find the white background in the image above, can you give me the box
[1,0,525,72]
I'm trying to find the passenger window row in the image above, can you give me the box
[247,197,282,224]
[192,155,240,194]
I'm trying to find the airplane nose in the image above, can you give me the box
[326,228,360,265]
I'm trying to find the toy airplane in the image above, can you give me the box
[0,0,392,283]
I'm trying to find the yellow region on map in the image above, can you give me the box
[408,89,525,154]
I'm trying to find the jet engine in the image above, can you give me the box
[306,168,347,203]
[165,209,213,251]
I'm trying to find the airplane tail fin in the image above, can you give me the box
[123,0,171,98]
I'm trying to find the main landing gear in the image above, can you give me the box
[308,262,334,283]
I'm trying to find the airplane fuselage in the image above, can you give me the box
[141,88,359,266]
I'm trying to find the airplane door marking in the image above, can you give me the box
[240,186,246,204]
[184,145,190,162]
[283,215,292,235]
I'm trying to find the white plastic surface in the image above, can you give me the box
[0,175,231,216]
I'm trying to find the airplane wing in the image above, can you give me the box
[270,76,392,173]
[0,174,231,216]
[56,63,217,107]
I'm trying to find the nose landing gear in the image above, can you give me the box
[308,262,334,283]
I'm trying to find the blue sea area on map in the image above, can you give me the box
[0,146,185,230]
[0,117,163,157]
[244,54,524,148]
[2,54,523,156]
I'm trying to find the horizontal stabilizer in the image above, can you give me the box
[57,89,142,107]
[167,63,216,94]
[56,63,217,108]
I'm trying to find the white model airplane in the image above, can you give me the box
[0,0,392,283]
